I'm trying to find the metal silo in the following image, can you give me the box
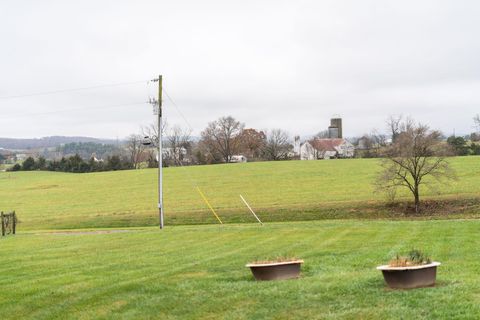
[330,118,342,138]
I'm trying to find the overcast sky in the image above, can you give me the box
[1,0,479,139]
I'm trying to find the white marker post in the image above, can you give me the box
[239,194,263,225]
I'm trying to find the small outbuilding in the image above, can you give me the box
[230,155,247,163]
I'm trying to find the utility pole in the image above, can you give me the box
[149,75,164,229]
[157,75,164,229]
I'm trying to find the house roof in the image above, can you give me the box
[309,138,345,152]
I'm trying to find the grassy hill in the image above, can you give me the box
[1,220,480,319]
[1,157,480,230]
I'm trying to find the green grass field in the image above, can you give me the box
[1,157,480,230]
[2,158,480,319]
[1,220,480,319]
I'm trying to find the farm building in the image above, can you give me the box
[230,155,247,163]
[294,117,354,160]
[300,138,354,160]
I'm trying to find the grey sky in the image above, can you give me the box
[1,0,479,139]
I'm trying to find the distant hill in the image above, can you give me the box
[0,136,120,150]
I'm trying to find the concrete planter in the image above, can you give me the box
[246,260,304,281]
[377,262,441,289]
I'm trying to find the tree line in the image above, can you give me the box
[354,114,480,158]
[8,154,135,173]
[8,113,480,175]
[125,116,293,168]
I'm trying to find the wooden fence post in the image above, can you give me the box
[12,211,16,235]
[1,211,4,237]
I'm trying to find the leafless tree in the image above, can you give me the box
[200,116,244,163]
[141,120,168,148]
[376,120,455,213]
[360,129,388,157]
[315,130,330,139]
[126,134,146,169]
[371,129,388,148]
[239,128,266,159]
[167,125,192,165]
[474,114,480,133]
[386,114,403,143]
[263,129,292,160]
[145,149,158,168]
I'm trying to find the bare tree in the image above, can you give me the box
[263,129,292,160]
[474,114,480,133]
[141,120,168,148]
[239,128,266,160]
[315,130,330,139]
[371,129,387,148]
[200,116,244,163]
[376,120,455,213]
[386,114,403,143]
[126,134,146,169]
[167,125,192,165]
[471,115,480,141]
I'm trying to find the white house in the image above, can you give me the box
[230,155,247,163]
[163,147,188,159]
[300,138,354,160]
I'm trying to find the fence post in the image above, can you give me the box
[12,211,16,235]
[1,212,4,237]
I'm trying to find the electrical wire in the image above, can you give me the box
[162,88,263,225]
[162,87,195,132]
[0,101,148,119]
[0,80,149,100]
[162,88,266,224]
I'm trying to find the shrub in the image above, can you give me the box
[21,157,36,171]
[9,163,21,171]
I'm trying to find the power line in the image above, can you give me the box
[0,80,149,100]
[0,101,148,120]
[162,87,195,132]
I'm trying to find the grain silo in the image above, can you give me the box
[328,118,343,139]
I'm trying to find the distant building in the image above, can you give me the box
[161,147,191,164]
[294,117,353,160]
[328,118,343,139]
[230,155,247,163]
[163,147,188,159]
[90,153,104,162]
[15,153,28,161]
[300,138,354,160]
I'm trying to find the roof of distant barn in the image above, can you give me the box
[309,138,345,151]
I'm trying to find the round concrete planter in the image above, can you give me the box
[246,260,304,281]
[377,262,441,289]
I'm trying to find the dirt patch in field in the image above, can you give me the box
[385,198,480,217]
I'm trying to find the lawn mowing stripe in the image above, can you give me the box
[2,220,480,319]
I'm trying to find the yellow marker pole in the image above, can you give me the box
[196,187,223,224]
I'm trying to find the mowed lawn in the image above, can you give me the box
[0,220,479,319]
[1,157,480,230]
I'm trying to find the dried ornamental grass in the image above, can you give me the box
[388,249,432,267]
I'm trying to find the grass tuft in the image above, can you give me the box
[388,249,432,267]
